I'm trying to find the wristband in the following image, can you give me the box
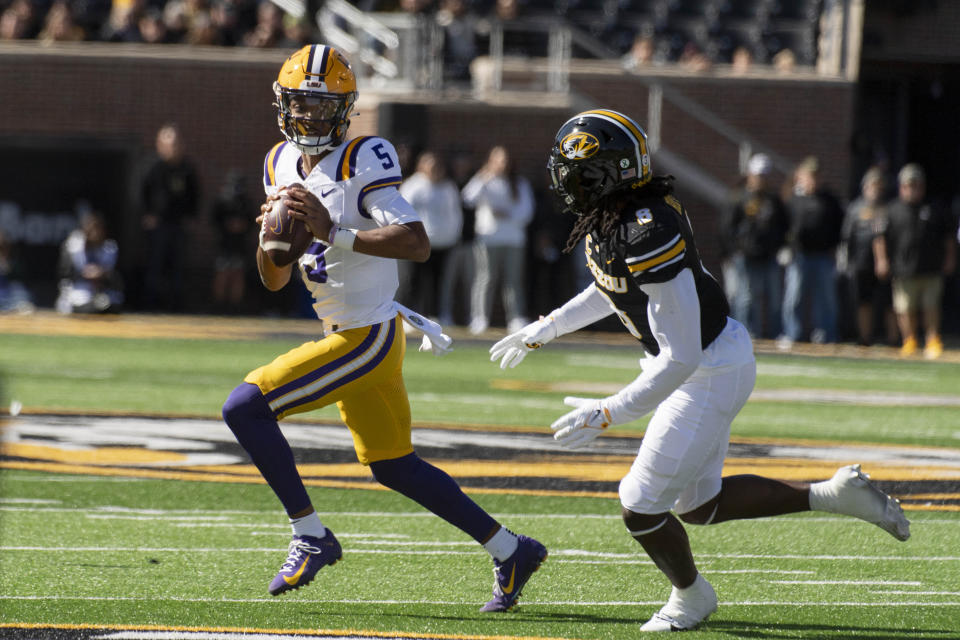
[333,227,358,250]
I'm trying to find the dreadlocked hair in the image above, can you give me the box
[562,175,676,254]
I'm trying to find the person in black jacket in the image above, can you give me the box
[139,123,200,311]
[780,156,844,345]
[874,163,957,358]
[723,153,789,338]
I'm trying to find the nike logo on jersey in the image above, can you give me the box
[321,187,336,198]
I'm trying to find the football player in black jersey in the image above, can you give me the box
[490,109,911,631]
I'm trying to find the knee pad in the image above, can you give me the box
[222,382,273,427]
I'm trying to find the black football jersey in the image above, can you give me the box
[583,192,729,355]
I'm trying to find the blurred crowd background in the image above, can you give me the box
[1,0,958,358]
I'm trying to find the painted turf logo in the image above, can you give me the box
[560,131,600,159]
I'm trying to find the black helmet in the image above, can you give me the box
[547,109,652,216]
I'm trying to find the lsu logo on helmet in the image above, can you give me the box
[560,131,600,160]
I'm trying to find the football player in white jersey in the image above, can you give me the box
[491,109,911,631]
[222,45,546,609]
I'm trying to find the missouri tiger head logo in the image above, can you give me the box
[560,131,600,160]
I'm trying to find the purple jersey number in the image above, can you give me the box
[304,242,328,283]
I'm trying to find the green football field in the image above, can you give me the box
[1,313,959,639]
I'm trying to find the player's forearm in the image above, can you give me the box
[350,223,430,262]
[550,283,615,336]
[606,271,702,423]
[256,247,292,291]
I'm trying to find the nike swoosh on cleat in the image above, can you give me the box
[283,558,309,585]
[502,565,516,594]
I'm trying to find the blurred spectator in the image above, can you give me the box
[1,0,38,40]
[528,180,575,318]
[398,151,463,324]
[185,12,221,45]
[0,230,34,313]
[55,210,123,314]
[723,153,789,339]
[731,45,753,74]
[621,34,655,71]
[38,0,86,42]
[840,166,895,346]
[679,42,712,72]
[209,0,244,46]
[780,156,844,346]
[100,0,142,42]
[772,48,797,73]
[874,164,957,359]
[138,8,170,43]
[210,170,254,314]
[139,123,199,311]
[277,13,313,48]
[163,0,189,41]
[399,0,432,13]
[242,0,283,48]
[445,150,478,324]
[437,0,477,85]
[461,145,534,334]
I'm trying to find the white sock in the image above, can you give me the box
[808,479,836,512]
[290,512,327,539]
[483,526,519,562]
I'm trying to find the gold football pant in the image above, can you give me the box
[244,315,413,465]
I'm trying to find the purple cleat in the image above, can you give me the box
[268,531,342,596]
[480,534,548,612]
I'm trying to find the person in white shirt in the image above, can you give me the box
[398,150,463,324]
[461,145,534,334]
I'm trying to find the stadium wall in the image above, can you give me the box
[0,42,854,311]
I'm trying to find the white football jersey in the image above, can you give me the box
[262,135,419,330]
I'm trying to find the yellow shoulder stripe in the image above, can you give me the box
[265,141,285,186]
[628,238,686,273]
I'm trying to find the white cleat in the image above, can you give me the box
[810,464,911,541]
[640,574,717,632]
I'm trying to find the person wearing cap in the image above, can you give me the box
[873,163,956,359]
[780,156,844,346]
[840,167,896,346]
[721,153,789,338]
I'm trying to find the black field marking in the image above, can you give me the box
[2,414,959,509]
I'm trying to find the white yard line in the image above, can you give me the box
[0,595,958,607]
[1,546,958,562]
[771,580,923,585]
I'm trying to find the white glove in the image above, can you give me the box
[489,317,557,369]
[419,332,453,356]
[551,396,612,449]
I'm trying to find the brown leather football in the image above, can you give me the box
[261,187,314,267]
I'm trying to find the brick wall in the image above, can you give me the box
[0,42,854,311]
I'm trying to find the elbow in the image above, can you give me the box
[668,352,701,379]
[411,241,431,263]
[407,225,431,262]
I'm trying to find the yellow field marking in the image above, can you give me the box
[2,442,190,465]
[2,450,951,506]
[0,622,569,640]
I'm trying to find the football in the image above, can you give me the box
[261,186,314,267]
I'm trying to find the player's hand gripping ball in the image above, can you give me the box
[260,184,314,267]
